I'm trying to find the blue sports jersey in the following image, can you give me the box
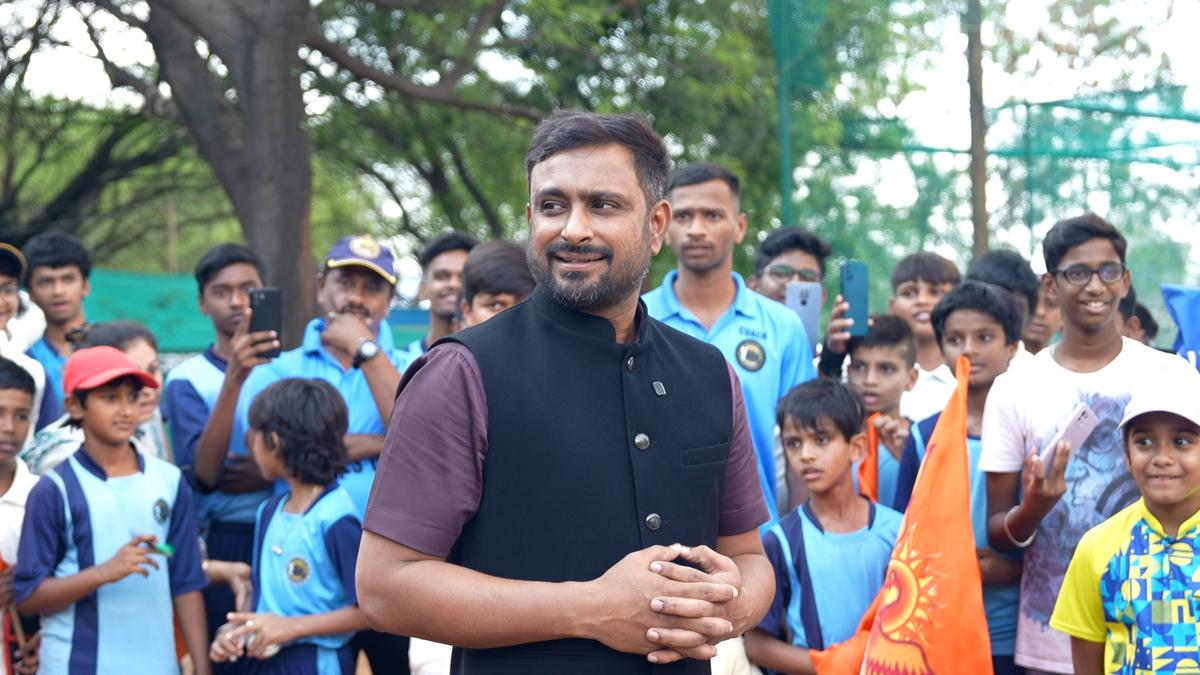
[644,271,816,521]
[227,319,409,519]
[27,336,67,417]
[894,412,1020,655]
[250,486,361,673]
[759,502,901,649]
[13,447,207,674]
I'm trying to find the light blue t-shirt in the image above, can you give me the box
[226,318,409,521]
[759,502,902,648]
[644,271,816,521]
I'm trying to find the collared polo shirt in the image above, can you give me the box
[162,347,227,487]
[1052,500,1200,674]
[900,362,956,422]
[13,447,206,675]
[644,271,816,520]
[228,318,408,519]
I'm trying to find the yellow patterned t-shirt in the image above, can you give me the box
[1051,499,1200,674]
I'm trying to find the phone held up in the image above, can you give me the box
[785,280,823,350]
[248,287,283,359]
[841,260,869,338]
[1038,402,1100,478]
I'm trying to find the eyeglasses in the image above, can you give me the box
[1050,262,1126,286]
[763,264,822,283]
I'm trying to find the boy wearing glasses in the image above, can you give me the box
[977,213,1193,674]
[747,227,832,305]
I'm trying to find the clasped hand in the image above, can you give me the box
[592,543,746,665]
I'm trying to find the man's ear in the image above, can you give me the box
[734,212,748,244]
[648,199,672,256]
[849,432,868,463]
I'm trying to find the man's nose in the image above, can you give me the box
[560,208,594,246]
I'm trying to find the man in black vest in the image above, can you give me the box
[359,110,774,674]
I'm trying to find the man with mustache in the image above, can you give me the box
[643,164,816,521]
[360,111,774,674]
[224,236,411,673]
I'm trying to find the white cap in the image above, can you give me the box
[1119,367,1200,431]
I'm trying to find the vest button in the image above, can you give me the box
[625,356,636,372]
[645,513,662,531]
[634,433,650,450]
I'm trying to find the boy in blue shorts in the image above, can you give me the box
[744,378,902,675]
[14,346,210,674]
[210,379,366,674]
[1051,373,1200,675]
[893,281,1025,674]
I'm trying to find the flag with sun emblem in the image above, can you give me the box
[810,356,992,675]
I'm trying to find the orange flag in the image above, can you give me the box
[858,413,883,502]
[811,356,992,675]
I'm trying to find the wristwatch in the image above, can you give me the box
[353,338,381,368]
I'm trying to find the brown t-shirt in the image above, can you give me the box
[365,342,768,557]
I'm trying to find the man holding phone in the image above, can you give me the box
[644,163,816,521]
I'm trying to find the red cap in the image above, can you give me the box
[62,346,159,395]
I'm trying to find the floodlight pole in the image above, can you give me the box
[966,0,988,259]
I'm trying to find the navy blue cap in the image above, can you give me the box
[325,235,397,285]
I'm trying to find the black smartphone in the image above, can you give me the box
[248,287,282,358]
[841,260,869,338]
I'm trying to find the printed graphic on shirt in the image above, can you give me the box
[153,497,170,524]
[736,339,766,372]
[1101,520,1200,673]
[1023,390,1138,626]
[287,556,310,584]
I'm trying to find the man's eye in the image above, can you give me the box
[541,201,565,212]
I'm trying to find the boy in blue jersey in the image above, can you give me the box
[893,281,1025,674]
[163,243,275,673]
[211,379,366,674]
[1051,375,1200,675]
[744,378,901,675]
[14,346,210,674]
[845,314,917,506]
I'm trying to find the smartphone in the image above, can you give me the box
[248,287,282,358]
[1039,402,1099,478]
[841,260,869,338]
[785,280,823,350]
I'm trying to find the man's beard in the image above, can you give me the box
[528,232,651,313]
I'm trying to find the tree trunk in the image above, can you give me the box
[966,0,988,261]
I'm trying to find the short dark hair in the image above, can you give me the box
[525,110,673,205]
[667,163,741,200]
[932,281,1023,346]
[1134,303,1159,340]
[248,378,348,486]
[0,252,21,280]
[418,231,480,271]
[892,252,961,291]
[462,240,535,305]
[195,243,264,294]
[966,249,1039,321]
[848,314,917,368]
[0,357,36,397]
[754,227,834,278]
[22,230,91,281]
[777,378,865,441]
[71,321,157,352]
[1042,213,1127,273]
[65,374,144,430]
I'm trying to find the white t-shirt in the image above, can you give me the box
[900,362,956,422]
[1,457,37,564]
[978,337,1196,673]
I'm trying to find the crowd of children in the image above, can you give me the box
[1,204,1199,675]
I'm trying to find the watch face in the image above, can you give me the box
[358,340,380,359]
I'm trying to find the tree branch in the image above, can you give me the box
[303,26,541,121]
[447,140,503,238]
[434,0,507,95]
[145,0,246,69]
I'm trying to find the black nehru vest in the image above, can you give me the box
[442,287,733,675]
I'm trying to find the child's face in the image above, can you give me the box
[123,339,162,424]
[199,262,263,339]
[460,292,524,329]
[1023,284,1061,350]
[247,429,285,482]
[1125,412,1200,514]
[67,379,140,448]
[782,416,865,496]
[890,279,953,341]
[1045,237,1129,336]
[28,264,89,326]
[0,388,33,465]
[848,345,916,416]
[0,272,18,333]
[939,309,1017,390]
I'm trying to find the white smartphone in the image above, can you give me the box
[1039,402,1099,478]
[785,280,823,351]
